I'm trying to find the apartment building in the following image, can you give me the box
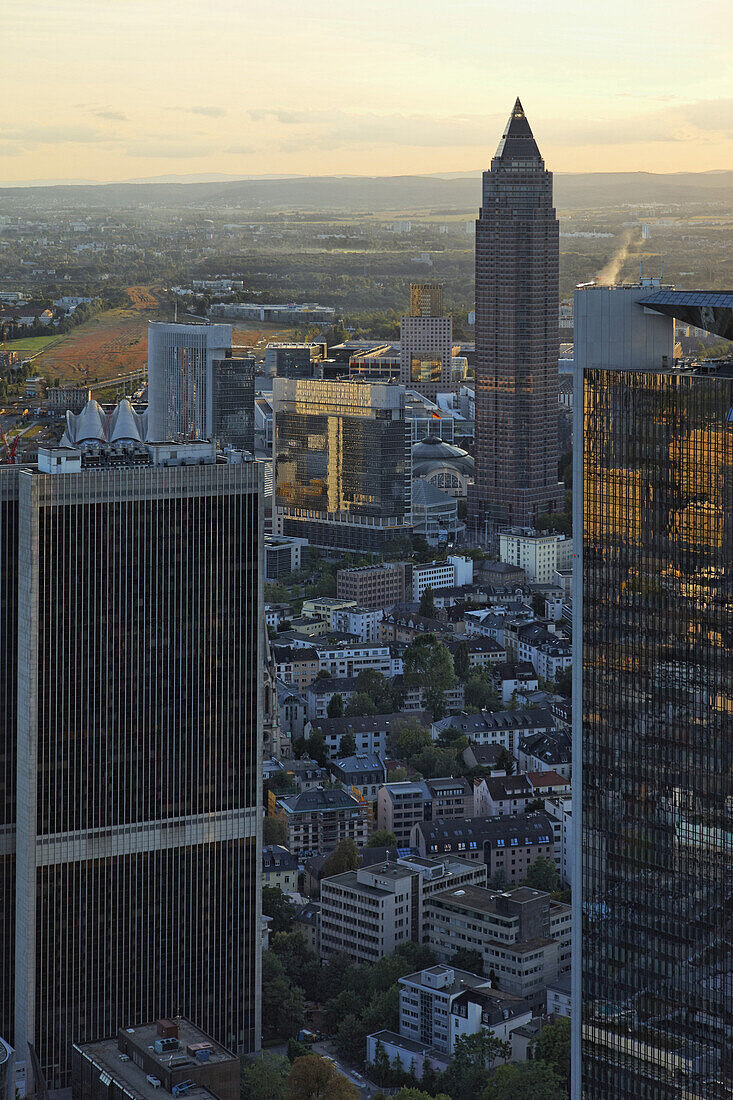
[425,885,566,1007]
[307,711,433,758]
[262,845,299,893]
[301,596,357,626]
[431,709,557,756]
[319,855,487,963]
[411,813,555,885]
[473,774,535,817]
[271,644,319,692]
[329,753,387,801]
[313,640,393,679]
[499,529,562,584]
[377,778,473,847]
[273,788,369,856]
[305,677,358,720]
[411,556,473,600]
[331,606,384,643]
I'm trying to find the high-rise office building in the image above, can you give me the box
[148,322,254,450]
[1,433,262,1089]
[273,378,412,551]
[573,284,733,1099]
[400,282,455,399]
[469,98,561,529]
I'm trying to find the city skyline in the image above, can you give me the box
[2,0,732,182]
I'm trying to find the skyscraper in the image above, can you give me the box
[273,378,412,551]
[2,433,262,1088]
[148,322,255,450]
[469,99,561,529]
[400,282,455,399]
[573,284,733,1099]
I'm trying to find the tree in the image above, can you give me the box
[496,747,515,775]
[334,1013,367,1065]
[453,641,470,680]
[367,829,398,849]
[533,1017,571,1092]
[449,947,484,975]
[285,1055,358,1100]
[262,952,305,1042]
[355,669,396,713]
[403,635,456,719]
[327,693,344,718]
[321,838,361,878]
[555,666,572,698]
[393,1091,450,1100]
[271,930,322,1000]
[523,855,560,894]
[387,718,431,760]
[264,816,287,845]
[464,671,500,711]
[344,692,377,717]
[338,731,356,757]
[241,1054,288,1100]
[484,1060,566,1100]
[419,586,436,618]
[443,1031,510,1100]
[262,886,297,933]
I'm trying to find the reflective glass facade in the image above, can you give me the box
[213,355,255,451]
[580,368,733,1098]
[274,379,411,551]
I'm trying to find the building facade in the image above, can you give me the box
[575,356,733,1098]
[469,99,561,529]
[273,379,412,552]
[2,443,262,1088]
[336,561,411,607]
[400,283,455,400]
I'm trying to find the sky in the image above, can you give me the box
[2,0,733,183]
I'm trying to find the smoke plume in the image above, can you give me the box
[596,228,641,285]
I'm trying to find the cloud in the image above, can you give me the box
[94,109,127,121]
[167,105,227,118]
[0,125,104,146]
[126,141,216,159]
[226,145,255,154]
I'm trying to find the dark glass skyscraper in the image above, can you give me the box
[575,362,733,1098]
[469,99,561,528]
[1,441,262,1089]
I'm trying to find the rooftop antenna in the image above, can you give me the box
[660,260,664,282]
[639,259,643,282]
[174,299,178,322]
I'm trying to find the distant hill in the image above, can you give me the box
[1,171,732,212]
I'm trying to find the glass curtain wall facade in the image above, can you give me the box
[147,323,232,442]
[0,470,18,1050]
[469,99,560,529]
[274,379,411,551]
[577,367,733,1099]
[5,457,262,1088]
[212,356,255,451]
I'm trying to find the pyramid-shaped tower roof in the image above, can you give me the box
[494,97,542,163]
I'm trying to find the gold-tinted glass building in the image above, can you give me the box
[575,363,733,1099]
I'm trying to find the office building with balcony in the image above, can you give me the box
[273,379,412,552]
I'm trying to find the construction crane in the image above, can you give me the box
[0,420,20,464]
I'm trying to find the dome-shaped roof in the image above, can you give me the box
[110,398,144,444]
[412,435,474,475]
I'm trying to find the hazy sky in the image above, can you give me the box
[3,0,732,182]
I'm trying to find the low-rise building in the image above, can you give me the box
[305,676,358,720]
[431,709,557,756]
[72,1018,239,1100]
[262,844,299,892]
[273,787,370,856]
[411,556,473,600]
[377,777,473,846]
[265,535,308,580]
[473,774,535,817]
[517,731,572,780]
[301,596,357,625]
[543,794,573,885]
[446,636,507,669]
[462,743,516,773]
[329,752,387,800]
[272,644,320,692]
[276,680,307,740]
[425,886,563,1008]
[497,661,539,703]
[293,901,321,954]
[331,605,384,643]
[307,711,432,758]
[320,855,487,963]
[313,640,393,679]
[336,561,411,608]
[411,812,555,885]
[546,973,572,1018]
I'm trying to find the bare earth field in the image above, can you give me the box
[2,286,301,386]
